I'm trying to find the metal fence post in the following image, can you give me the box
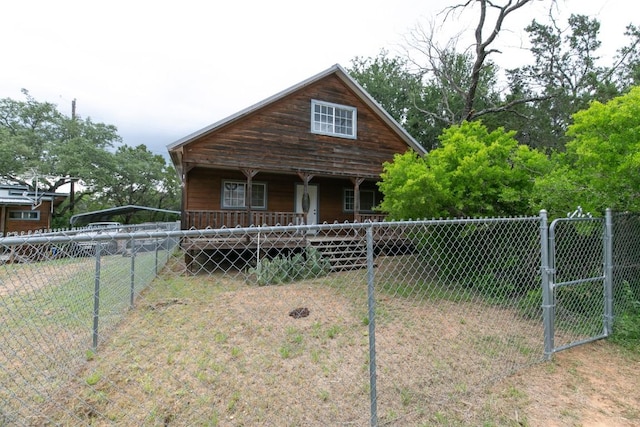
[540,210,555,360]
[366,224,377,427]
[92,242,102,351]
[130,236,136,308]
[155,237,159,276]
[604,208,614,335]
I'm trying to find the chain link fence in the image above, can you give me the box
[1,214,639,425]
[612,213,640,315]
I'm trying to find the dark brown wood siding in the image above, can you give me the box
[315,177,381,223]
[185,169,381,224]
[182,74,410,179]
[2,202,52,234]
[186,168,299,213]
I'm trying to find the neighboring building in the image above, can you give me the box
[167,64,427,230]
[0,185,68,236]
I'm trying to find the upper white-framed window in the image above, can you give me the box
[343,189,377,212]
[311,100,357,139]
[8,210,40,220]
[222,180,267,209]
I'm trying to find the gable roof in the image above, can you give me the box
[0,184,68,207]
[167,64,426,169]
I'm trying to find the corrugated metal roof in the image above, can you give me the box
[0,196,41,205]
[70,205,180,226]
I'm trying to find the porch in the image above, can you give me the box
[181,216,410,274]
[183,210,387,229]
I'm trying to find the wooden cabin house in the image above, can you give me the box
[168,64,426,230]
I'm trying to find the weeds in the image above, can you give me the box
[85,370,102,386]
[611,282,640,353]
[250,246,331,285]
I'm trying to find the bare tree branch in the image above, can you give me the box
[472,94,553,119]
[465,0,535,120]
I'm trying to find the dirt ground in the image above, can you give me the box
[492,340,640,427]
[30,272,637,426]
[1,252,634,426]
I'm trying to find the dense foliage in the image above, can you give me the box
[379,121,550,219]
[533,87,640,216]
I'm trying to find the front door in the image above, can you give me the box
[295,184,318,225]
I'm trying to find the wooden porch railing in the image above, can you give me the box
[355,213,388,223]
[184,210,388,229]
[185,210,306,229]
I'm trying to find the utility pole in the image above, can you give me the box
[70,98,78,215]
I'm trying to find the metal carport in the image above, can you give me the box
[69,205,180,226]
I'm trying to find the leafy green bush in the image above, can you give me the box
[412,222,540,302]
[611,281,640,352]
[611,308,640,352]
[250,246,331,286]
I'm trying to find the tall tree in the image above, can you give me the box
[506,14,618,150]
[348,49,503,150]
[614,24,640,89]
[0,89,119,193]
[349,51,443,150]
[88,145,179,223]
[349,51,421,125]
[405,0,547,127]
[0,91,181,226]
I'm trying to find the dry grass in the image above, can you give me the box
[13,261,639,426]
[490,341,640,427]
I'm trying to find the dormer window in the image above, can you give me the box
[311,100,356,139]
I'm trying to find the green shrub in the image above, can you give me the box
[612,309,640,350]
[250,246,331,286]
[611,282,640,352]
[412,222,540,300]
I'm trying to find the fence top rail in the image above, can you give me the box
[381,215,542,227]
[0,215,544,246]
[549,216,604,237]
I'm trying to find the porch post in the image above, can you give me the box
[180,163,194,229]
[241,169,259,226]
[297,172,314,225]
[0,206,5,236]
[351,177,365,222]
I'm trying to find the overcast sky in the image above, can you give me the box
[2,0,635,158]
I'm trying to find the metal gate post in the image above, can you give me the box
[130,236,136,308]
[604,208,614,335]
[540,210,555,360]
[366,224,378,427]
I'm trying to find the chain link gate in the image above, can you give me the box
[541,209,614,358]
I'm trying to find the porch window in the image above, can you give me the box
[222,181,267,209]
[311,100,356,138]
[344,189,376,212]
[9,210,40,220]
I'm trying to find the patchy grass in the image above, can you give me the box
[3,255,639,425]
[32,267,548,426]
